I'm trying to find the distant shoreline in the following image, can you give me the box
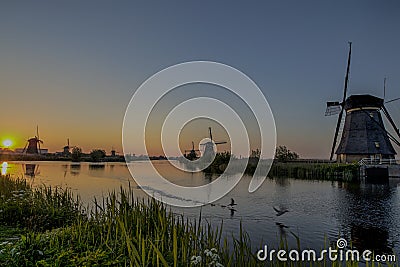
[0,153,170,163]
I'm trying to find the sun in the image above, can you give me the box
[3,139,12,148]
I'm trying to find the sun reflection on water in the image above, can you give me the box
[1,162,8,175]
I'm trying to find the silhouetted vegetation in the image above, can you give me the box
[200,150,359,181]
[89,149,106,162]
[71,147,82,162]
[269,162,359,181]
[275,145,299,162]
[203,152,232,174]
[250,148,261,158]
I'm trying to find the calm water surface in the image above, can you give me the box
[3,161,400,255]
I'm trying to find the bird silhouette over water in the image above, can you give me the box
[273,206,289,216]
[228,198,237,207]
[212,198,237,209]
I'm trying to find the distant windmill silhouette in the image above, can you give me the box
[184,141,200,161]
[22,126,43,154]
[63,138,71,156]
[200,127,227,160]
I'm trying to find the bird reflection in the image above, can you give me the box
[209,198,238,216]
[275,222,289,235]
[228,207,237,217]
[273,206,289,216]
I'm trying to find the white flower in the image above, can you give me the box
[204,249,213,257]
[190,255,202,265]
[210,248,217,253]
[216,263,224,267]
[212,254,220,261]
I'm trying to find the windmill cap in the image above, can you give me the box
[344,94,384,110]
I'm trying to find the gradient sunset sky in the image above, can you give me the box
[1,1,400,158]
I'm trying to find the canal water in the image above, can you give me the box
[2,160,400,256]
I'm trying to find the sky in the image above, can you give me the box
[1,1,400,158]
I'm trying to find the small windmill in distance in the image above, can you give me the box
[63,138,71,156]
[184,141,200,161]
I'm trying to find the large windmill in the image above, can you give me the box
[326,43,400,163]
[22,126,44,154]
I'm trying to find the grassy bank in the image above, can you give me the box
[202,153,360,182]
[0,175,395,266]
[268,162,360,182]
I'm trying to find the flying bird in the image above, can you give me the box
[228,198,237,207]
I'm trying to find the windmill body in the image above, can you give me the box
[26,137,41,154]
[183,127,227,162]
[22,126,46,155]
[335,94,396,163]
[200,127,227,161]
[202,142,216,160]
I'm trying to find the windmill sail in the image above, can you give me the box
[325,101,341,116]
[329,42,352,161]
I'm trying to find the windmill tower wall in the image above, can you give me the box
[26,138,39,154]
[335,95,396,163]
